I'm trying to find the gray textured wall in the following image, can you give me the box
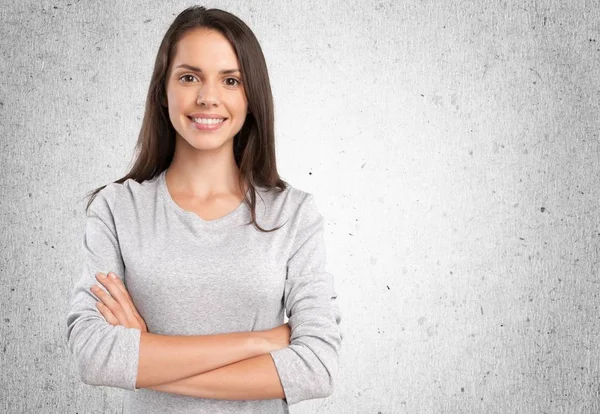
[1,0,599,413]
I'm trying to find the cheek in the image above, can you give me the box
[166,93,187,119]
[166,103,179,124]
[230,97,248,117]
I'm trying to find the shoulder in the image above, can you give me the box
[88,174,161,216]
[120,174,161,204]
[256,182,322,224]
[88,182,119,217]
[256,181,310,206]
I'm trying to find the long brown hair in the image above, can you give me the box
[85,6,287,232]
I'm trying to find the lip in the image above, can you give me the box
[188,113,228,119]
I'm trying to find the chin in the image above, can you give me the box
[180,135,234,151]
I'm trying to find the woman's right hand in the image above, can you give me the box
[261,323,291,352]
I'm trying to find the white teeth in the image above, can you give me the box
[192,117,225,125]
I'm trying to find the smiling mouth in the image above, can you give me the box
[187,116,227,124]
[187,116,228,131]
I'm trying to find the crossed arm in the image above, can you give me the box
[137,331,285,400]
[91,271,287,400]
[145,340,284,400]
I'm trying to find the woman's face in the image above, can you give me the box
[165,28,248,152]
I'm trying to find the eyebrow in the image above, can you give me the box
[175,64,241,75]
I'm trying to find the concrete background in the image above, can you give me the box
[1,0,599,412]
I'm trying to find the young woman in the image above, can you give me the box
[66,6,342,413]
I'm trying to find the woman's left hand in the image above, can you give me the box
[90,272,148,333]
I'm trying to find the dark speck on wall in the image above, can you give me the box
[540,207,546,212]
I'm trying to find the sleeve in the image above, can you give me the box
[269,193,343,406]
[65,183,141,390]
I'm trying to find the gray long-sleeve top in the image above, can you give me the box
[65,169,343,413]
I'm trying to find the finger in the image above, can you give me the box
[107,272,131,298]
[96,301,119,325]
[95,273,137,322]
[106,272,144,320]
[91,283,127,325]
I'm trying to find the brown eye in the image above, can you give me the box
[179,74,197,83]
[225,77,240,86]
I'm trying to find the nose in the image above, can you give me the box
[196,81,220,107]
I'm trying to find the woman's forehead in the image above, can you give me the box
[173,30,238,71]
[174,29,237,62]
